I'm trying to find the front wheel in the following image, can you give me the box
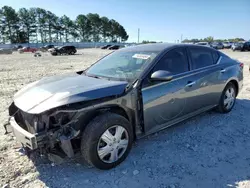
[81,112,133,170]
[217,82,236,113]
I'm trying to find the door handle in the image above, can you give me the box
[186,81,196,87]
[220,69,226,73]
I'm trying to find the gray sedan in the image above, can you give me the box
[7,43,243,169]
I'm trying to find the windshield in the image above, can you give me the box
[86,50,160,81]
[234,43,243,46]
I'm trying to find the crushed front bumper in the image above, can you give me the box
[9,117,45,150]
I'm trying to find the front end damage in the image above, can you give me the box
[6,102,83,158]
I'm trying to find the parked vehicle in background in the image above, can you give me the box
[210,42,224,49]
[222,42,231,49]
[7,43,243,170]
[50,46,77,55]
[195,42,211,47]
[101,44,112,49]
[231,43,243,51]
[241,42,250,51]
[107,45,120,50]
[0,48,13,54]
[18,47,37,53]
[40,45,55,52]
[12,45,23,51]
[48,46,59,53]
[231,42,250,51]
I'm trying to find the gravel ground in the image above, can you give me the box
[0,48,250,188]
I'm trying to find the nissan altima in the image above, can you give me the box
[6,43,243,169]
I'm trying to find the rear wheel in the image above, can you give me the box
[81,112,133,170]
[217,82,236,113]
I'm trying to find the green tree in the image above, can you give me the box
[60,15,75,42]
[44,11,58,42]
[0,5,129,43]
[86,13,102,42]
[53,16,64,42]
[75,14,91,41]
[18,8,37,43]
[0,6,20,43]
[100,16,111,42]
[204,36,214,43]
[35,8,47,43]
[117,25,129,42]
[108,19,119,42]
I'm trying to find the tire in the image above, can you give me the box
[217,82,236,113]
[81,112,133,170]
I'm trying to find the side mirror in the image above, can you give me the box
[150,70,173,81]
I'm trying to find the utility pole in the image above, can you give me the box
[181,34,183,43]
[137,28,140,44]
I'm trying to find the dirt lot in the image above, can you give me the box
[0,49,250,188]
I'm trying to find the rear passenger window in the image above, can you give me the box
[153,48,189,75]
[189,47,214,69]
[211,51,219,63]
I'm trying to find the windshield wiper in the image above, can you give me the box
[87,74,101,79]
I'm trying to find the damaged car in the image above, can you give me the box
[6,43,243,169]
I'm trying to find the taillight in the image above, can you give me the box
[239,63,244,68]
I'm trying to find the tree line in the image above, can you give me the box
[0,6,129,44]
[182,36,246,43]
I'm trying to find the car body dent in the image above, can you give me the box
[14,73,128,114]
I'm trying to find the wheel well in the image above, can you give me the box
[229,80,239,96]
[78,106,131,132]
[108,106,129,120]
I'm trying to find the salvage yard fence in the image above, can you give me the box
[0,42,135,49]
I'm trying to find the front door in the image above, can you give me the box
[141,47,191,134]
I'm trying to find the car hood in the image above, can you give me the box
[13,73,128,114]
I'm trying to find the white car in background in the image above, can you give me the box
[48,46,60,53]
[222,42,232,49]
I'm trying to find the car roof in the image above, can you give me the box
[119,43,206,52]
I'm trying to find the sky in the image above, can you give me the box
[0,0,249,43]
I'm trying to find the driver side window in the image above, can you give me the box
[153,48,189,75]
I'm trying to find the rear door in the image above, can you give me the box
[184,46,223,114]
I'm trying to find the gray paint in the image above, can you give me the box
[140,47,243,135]
[14,73,128,114]
[11,43,243,137]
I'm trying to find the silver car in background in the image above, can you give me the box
[7,43,244,169]
[195,42,211,47]
[231,42,244,51]
[223,42,232,49]
[210,42,224,49]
